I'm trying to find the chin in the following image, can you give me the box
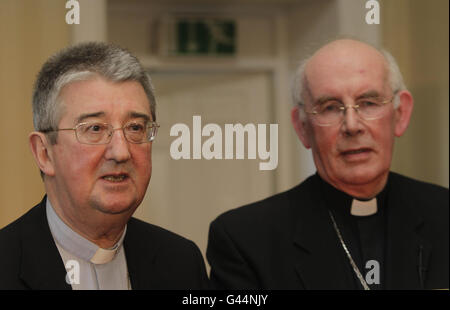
[339,167,387,186]
[92,196,138,215]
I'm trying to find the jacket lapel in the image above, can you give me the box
[385,181,431,289]
[19,197,71,290]
[124,218,159,289]
[290,177,357,289]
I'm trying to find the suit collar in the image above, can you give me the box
[19,196,71,290]
[17,197,167,290]
[290,175,358,289]
[384,173,430,289]
[123,218,159,289]
[18,198,162,290]
[290,173,432,290]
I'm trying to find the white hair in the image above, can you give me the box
[291,42,407,120]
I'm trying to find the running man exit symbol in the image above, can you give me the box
[175,18,235,55]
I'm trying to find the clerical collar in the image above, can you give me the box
[316,173,390,216]
[46,198,126,264]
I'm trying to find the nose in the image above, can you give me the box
[341,105,364,136]
[104,128,131,163]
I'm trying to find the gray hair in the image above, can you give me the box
[32,42,156,143]
[291,42,407,119]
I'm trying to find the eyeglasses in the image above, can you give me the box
[42,121,160,145]
[301,93,398,126]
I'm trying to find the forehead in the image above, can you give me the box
[58,77,151,123]
[305,41,388,99]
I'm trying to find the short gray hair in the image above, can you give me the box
[291,42,407,118]
[32,42,156,143]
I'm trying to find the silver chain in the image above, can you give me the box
[329,210,370,290]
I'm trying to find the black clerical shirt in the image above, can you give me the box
[317,174,389,290]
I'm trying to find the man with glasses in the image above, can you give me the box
[207,39,448,289]
[0,42,209,289]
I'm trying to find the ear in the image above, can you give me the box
[394,90,414,137]
[291,106,311,149]
[29,132,55,177]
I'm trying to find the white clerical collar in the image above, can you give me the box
[90,244,120,264]
[46,198,126,264]
[350,198,377,216]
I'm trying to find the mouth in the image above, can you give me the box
[341,148,371,155]
[101,173,130,183]
[340,148,372,161]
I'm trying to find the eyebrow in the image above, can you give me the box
[128,111,151,122]
[75,111,152,124]
[315,95,340,106]
[356,90,382,99]
[76,112,105,124]
[314,90,383,106]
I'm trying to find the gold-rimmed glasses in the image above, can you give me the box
[41,121,160,144]
[301,92,398,126]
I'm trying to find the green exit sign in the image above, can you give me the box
[169,18,236,56]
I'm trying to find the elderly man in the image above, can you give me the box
[207,39,448,290]
[0,42,209,290]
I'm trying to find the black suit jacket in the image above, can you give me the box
[0,196,209,290]
[207,172,449,289]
